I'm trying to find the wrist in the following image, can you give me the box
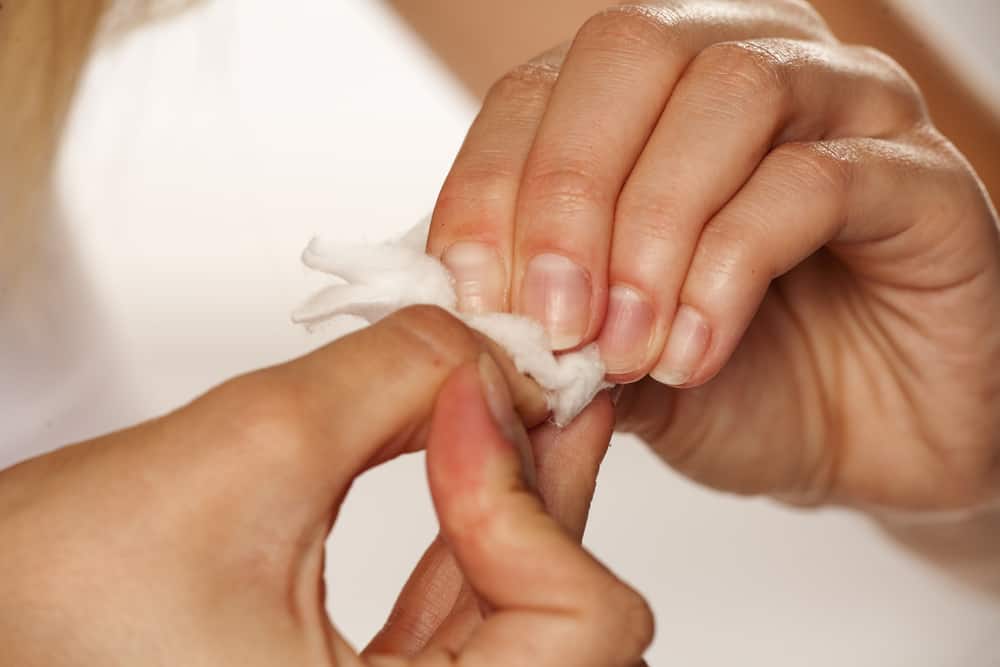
[870,500,1000,595]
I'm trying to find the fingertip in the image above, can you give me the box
[650,303,713,387]
[440,242,508,314]
[517,252,595,351]
[596,284,659,380]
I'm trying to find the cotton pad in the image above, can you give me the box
[293,220,611,426]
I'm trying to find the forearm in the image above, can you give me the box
[389,0,1000,201]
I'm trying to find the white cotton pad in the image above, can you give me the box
[292,220,611,426]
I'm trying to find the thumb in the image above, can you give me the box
[365,394,615,657]
[419,355,654,666]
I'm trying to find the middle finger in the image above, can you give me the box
[511,3,829,350]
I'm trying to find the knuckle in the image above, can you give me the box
[853,45,920,97]
[453,493,536,560]
[914,124,968,168]
[688,41,790,116]
[691,229,762,291]
[456,510,503,561]
[776,0,832,35]
[623,591,656,657]
[575,4,673,54]
[213,372,313,456]
[914,130,989,220]
[850,45,927,124]
[769,141,852,201]
[487,62,559,108]
[435,166,515,231]
[521,161,610,213]
[616,187,689,241]
[594,580,656,657]
[915,131,973,187]
[383,305,481,366]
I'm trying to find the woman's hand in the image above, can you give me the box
[0,307,651,666]
[426,0,1000,512]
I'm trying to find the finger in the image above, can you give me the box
[511,4,829,350]
[184,306,550,538]
[427,48,564,314]
[286,306,547,473]
[428,395,617,654]
[417,356,653,666]
[601,39,924,381]
[365,536,464,657]
[666,133,986,388]
[366,394,616,656]
[531,391,614,541]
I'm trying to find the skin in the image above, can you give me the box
[0,1,105,280]
[403,0,1000,595]
[419,0,1000,512]
[2,0,1000,660]
[0,306,652,665]
[389,0,1000,202]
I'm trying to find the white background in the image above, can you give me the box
[3,1,999,664]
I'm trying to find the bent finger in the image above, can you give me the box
[419,358,653,666]
[427,49,565,314]
[512,4,829,351]
[663,134,988,388]
[364,536,464,657]
[185,306,549,541]
[603,39,923,381]
[368,393,616,656]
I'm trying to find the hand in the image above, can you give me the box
[426,0,1000,512]
[364,367,638,662]
[0,306,651,666]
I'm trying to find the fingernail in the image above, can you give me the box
[441,242,506,314]
[477,354,537,490]
[520,253,591,350]
[652,304,710,387]
[597,285,655,375]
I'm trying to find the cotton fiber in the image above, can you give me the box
[293,220,611,426]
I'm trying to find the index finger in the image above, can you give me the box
[419,360,653,666]
[427,49,565,315]
[196,305,549,531]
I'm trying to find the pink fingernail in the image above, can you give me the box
[441,242,506,314]
[520,253,591,350]
[597,285,655,375]
[652,304,710,387]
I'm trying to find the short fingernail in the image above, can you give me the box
[441,242,506,314]
[597,285,655,375]
[520,253,591,350]
[478,354,537,490]
[652,304,710,387]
